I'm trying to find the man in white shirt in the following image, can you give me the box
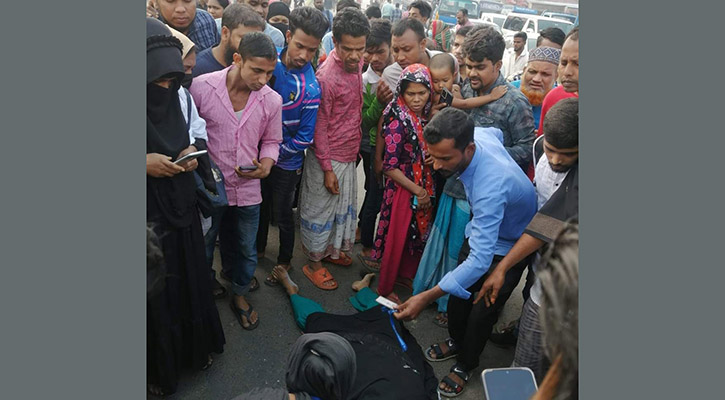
[503,32,529,82]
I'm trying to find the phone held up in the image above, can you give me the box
[481,367,538,400]
[439,87,454,107]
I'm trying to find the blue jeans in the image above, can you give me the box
[203,204,260,296]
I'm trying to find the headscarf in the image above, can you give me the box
[267,2,291,38]
[430,20,453,53]
[382,63,436,239]
[146,17,196,227]
[167,25,196,89]
[285,333,357,400]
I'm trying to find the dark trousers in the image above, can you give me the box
[358,150,383,249]
[256,165,302,265]
[447,239,530,371]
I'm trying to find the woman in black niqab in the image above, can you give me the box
[146,17,225,397]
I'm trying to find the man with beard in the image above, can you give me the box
[503,31,528,82]
[511,46,561,134]
[452,24,473,81]
[256,6,329,286]
[394,107,536,398]
[475,98,579,382]
[460,26,535,171]
[193,4,266,77]
[151,0,221,51]
[455,8,473,31]
[538,27,579,137]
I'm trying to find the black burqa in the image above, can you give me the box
[146,17,225,395]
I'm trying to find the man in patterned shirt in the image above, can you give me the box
[460,25,535,171]
[153,0,221,51]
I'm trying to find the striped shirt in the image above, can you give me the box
[190,66,283,207]
[269,51,321,171]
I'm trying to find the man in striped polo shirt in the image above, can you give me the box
[256,7,329,285]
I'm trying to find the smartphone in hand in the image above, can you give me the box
[439,88,454,107]
[237,165,258,171]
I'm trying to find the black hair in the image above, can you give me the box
[565,26,579,42]
[408,1,432,19]
[237,31,278,61]
[458,8,468,16]
[332,8,370,42]
[217,0,230,7]
[543,98,578,149]
[423,107,474,152]
[455,24,473,38]
[429,53,456,75]
[289,6,329,40]
[366,5,382,19]
[392,17,425,41]
[336,0,361,12]
[537,27,565,47]
[514,31,528,41]
[366,18,392,49]
[461,25,505,63]
[222,3,266,30]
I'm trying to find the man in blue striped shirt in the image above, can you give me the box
[257,7,329,285]
[154,0,221,51]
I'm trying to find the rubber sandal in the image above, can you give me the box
[433,312,449,328]
[201,354,214,371]
[357,252,381,273]
[302,264,338,290]
[424,337,458,362]
[322,253,353,266]
[438,363,469,398]
[229,301,259,330]
[249,276,260,292]
[265,265,291,287]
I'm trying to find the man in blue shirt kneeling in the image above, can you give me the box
[395,107,537,397]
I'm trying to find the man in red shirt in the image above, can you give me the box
[538,27,579,136]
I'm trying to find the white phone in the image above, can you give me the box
[173,150,207,165]
[481,367,538,400]
[375,296,399,310]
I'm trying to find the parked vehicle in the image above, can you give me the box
[434,0,479,26]
[541,11,578,25]
[478,0,504,14]
[477,12,507,28]
[501,12,574,36]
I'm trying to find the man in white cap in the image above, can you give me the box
[511,46,562,136]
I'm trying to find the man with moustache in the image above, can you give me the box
[394,108,537,397]
[193,4,266,77]
[298,8,370,290]
[152,0,220,51]
[452,24,473,81]
[538,27,579,137]
[511,46,561,134]
[256,6,329,286]
[460,26,536,172]
[238,0,286,47]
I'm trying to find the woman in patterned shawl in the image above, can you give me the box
[372,63,436,300]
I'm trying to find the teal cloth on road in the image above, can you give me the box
[348,287,379,312]
[291,288,380,329]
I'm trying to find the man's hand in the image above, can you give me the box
[373,156,384,184]
[416,188,432,210]
[394,292,431,321]
[324,170,340,194]
[424,154,434,167]
[473,269,506,307]
[376,81,393,105]
[429,101,448,118]
[147,153,185,178]
[175,145,199,172]
[234,158,270,179]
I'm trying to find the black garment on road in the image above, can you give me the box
[304,306,439,400]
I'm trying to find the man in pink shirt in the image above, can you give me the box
[298,8,370,290]
[455,8,473,32]
[190,32,282,330]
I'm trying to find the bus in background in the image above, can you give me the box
[434,0,479,26]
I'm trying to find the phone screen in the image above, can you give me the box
[482,368,537,400]
[440,88,454,106]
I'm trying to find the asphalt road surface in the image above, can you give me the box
[157,162,526,400]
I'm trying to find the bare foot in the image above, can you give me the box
[265,264,291,285]
[272,265,299,296]
[352,273,376,291]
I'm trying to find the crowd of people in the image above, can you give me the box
[146,0,579,398]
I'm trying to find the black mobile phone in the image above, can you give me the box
[481,367,538,400]
[440,88,454,106]
[237,165,258,171]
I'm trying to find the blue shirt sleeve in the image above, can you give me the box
[438,181,506,299]
[279,90,319,161]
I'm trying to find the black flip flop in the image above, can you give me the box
[230,301,259,330]
[357,252,381,274]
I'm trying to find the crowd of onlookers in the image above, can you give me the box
[146,0,579,398]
